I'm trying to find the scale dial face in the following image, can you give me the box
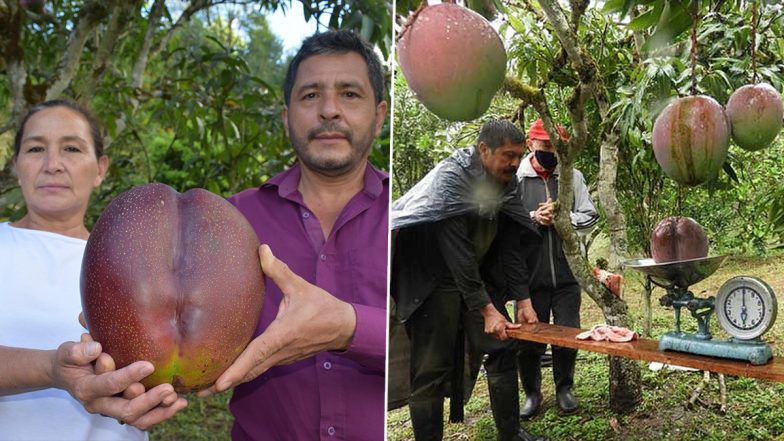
[716,276,777,340]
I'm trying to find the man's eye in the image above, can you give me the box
[303,92,318,100]
[65,145,82,152]
[26,146,44,153]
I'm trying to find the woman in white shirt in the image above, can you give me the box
[0,100,187,440]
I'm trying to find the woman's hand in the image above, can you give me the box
[51,337,187,430]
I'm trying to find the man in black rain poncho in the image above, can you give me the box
[390,119,547,441]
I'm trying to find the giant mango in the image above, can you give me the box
[398,3,506,121]
[81,183,264,392]
[652,95,730,186]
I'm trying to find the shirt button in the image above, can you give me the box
[320,254,327,261]
[323,361,332,370]
[328,426,336,436]
[302,212,310,219]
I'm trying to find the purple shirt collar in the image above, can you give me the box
[262,161,386,203]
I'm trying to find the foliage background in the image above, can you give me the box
[0,0,392,226]
[393,1,784,258]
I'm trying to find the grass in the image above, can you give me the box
[149,392,233,440]
[386,252,784,441]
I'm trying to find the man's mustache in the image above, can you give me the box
[308,122,352,142]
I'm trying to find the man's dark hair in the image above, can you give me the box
[477,119,524,151]
[283,30,385,105]
[13,99,104,159]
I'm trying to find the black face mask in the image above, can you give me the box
[535,150,558,170]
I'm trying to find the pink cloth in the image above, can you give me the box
[576,324,638,342]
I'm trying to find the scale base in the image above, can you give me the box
[659,332,773,365]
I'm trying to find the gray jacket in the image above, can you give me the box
[516,153,599,289]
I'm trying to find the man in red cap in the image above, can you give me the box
[515,119,599,418]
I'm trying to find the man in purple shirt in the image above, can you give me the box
[198,30,388,440]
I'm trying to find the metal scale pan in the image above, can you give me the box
[624,255,775,365]
[624,255,726,288]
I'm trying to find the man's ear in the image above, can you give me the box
[478,141,489,156]
[374,101,388,137]
[281,106,290,138]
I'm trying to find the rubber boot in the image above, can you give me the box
[409,399,444,441]
[517,352,542,420]
[553,347,578,415]
[487,370,548,441]
[540,350,553,368]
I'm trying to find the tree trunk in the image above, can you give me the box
[533,0,643,413]
[131,0,166,89]
[46,1,111,100]
[1,3,28,133]
[597,132,628,272]
[609,356,642,412]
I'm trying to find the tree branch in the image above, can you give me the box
[566,83,589,160]
[2,3,28,128]
[81,1,140,100]
[538,0,584,69]
[597,132,628,271]
[131,0,166,89]
[149,0,212,63]
[585,33,629,273]
[569,0,589,30]
[46,1,112,100]
[502,77,563,143]
[515,0,632,323]
[552,133,631,326]
[503,0,641,411]
[502,76,546,109]
[506,0,545,23]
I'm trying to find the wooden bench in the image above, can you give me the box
[508,323,784,382]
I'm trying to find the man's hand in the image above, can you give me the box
[479,303,521,341]
[534,198,554,226]
[516,299,539,324]
[51,339,187,430]
[199,244,357,397]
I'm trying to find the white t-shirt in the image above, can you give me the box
[0,222,147,441]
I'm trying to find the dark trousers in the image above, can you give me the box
[406,286,519,440]
[518,283,581,393]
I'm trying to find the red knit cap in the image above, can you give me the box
[527,118,570,141]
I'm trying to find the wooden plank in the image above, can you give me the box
[508,323,784,383]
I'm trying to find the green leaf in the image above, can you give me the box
[205,35,228,52]
[507,14,526,35]
[713,70,732,90]
[207,180,221,195]
[642,1,692,51]
[628,2,664,31]
[601,0,627,14]
[778,38,784,60]
[491,0,507,14]
[360,14,374,42]
[723,161,739,184]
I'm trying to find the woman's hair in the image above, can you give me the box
[13,99,105,159]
